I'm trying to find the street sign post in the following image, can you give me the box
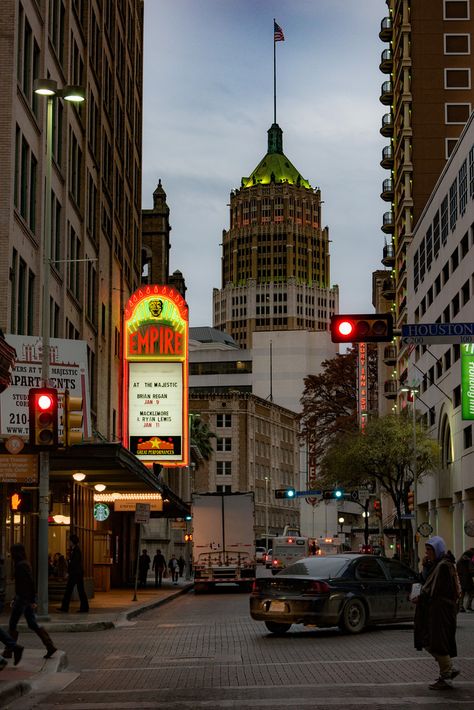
[401,322,474,346]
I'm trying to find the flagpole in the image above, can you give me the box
[273,18,277,124]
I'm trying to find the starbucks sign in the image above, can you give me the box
[94,503,110,522]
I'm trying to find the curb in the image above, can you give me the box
[120,583,194,623]
[0,650,67,709]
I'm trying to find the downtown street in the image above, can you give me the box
[7,580,474,710]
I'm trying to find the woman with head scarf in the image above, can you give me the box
[414,535,460,690]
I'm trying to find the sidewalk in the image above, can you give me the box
[0,578,193,707]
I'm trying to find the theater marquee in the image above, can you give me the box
[123,286,189,466]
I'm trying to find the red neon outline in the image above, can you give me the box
[123,286,189,469]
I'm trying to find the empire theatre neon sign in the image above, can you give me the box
[123,285,189,467]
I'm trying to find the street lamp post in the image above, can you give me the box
[33,79,85,617]
[264,476,270,552]
[338,516,345,534]
[401,384,419,566]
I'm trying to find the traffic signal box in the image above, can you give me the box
[330,313,393,343]
[274,487,296,499]
[184,533,193,542]
[28,387,58,448]
[373,499,382,518]
[64,390,83,447]
[322,489,344,500]
[407,490,415,512]
[10,490,36,513]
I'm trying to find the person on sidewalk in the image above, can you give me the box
[414,536,460,691]
[7,544,56,659]
[168,554,179,584]
[456,548,474,612]
[152,549,166,588]
[138,549,151,588]
[178,555,185,578]
[0,556,24,667]
[58,534,89,613]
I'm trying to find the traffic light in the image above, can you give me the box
[330,313,393,343]
[64,390,83,446]
[274,487,296,499]
[322,488,344,500]
[184,533,193,542]
[407,490,415,512]
[184,514,192,521]
[373,499,382,518]
[28,387,58,448]
[10,490,36,513]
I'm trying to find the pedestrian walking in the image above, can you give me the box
[456,548,474,612]
[0,555,24,667]
[7,544,56,659]
[168,554,179,584]
[58,534,89,613]
[152,549,166,588]
[178,555,185,577]
[138,549,151,588]
[414,536,461,690]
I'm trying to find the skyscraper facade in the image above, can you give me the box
[379,0,474,403]
[213,123,338,349]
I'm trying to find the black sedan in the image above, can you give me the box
[250,554,419,635]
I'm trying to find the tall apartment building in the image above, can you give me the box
[213,123,339,349]
[378,0,474,405]
[0,0,144,439]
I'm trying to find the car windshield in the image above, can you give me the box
[278,556,350,578]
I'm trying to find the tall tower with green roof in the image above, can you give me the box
[213,123,338,348]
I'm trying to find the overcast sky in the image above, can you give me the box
[142,0,387,326]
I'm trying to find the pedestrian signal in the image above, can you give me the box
[330,314,393,343]
[10,490,36,513]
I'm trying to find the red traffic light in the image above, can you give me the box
[330,314,393,343]
[37,393,54,410]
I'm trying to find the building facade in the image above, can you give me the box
[379,0,474,406]
[406,112,474,556]
[213,123,338,349]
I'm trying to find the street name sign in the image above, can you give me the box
[402,322,474,345]
[296,489,322,497]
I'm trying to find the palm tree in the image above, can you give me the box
[190,414,216,469]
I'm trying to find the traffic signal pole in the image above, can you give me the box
[37,94,54,619]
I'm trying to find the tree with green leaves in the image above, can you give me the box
[320,412,439,558]
[190,414,216,469]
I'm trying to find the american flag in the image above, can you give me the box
[274,21,285,42]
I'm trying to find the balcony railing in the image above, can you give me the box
[382,212,394,234]
[380,80,393,105]
[383,346,397,365]
[380,145,394,169]
[382,242,395,267]
[384,380,398,399]
[380,113,393,137]
[380,49,393,73]
[379,17,392,41]
[381,179,394,201]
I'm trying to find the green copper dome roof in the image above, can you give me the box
[241,124,311,190]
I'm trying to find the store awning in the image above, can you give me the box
[50,442,190,517]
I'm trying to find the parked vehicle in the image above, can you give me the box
[265,550,273,569]
[250,554,419,635]
[255,547,267,563]
[192,492,256,592]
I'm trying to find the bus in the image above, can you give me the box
[270,534,311,574]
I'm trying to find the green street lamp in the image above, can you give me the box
[33,79,85,617]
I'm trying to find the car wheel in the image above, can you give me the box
[340,598,367,634]
[264,621,291,635]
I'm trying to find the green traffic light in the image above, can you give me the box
[286,488,296,498]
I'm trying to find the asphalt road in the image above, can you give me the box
[9,578,474,710]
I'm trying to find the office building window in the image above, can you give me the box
[86,260,97,325]
[444,34,470,53]
[16,132,37,233]
[69,129,82,207]
[459,159,468,214]
[51,192,62,269]
[433,210,440,257]
[216,437,232,452]
[445,68,471,89]
[216,414,231,428]
[216,485,232,493]
[49,0,65,64]
[216,461,232,476]
[464,425,473,449]
[67,225,81,299]
[445,103,471,123]
[450,179,458,231]
[444,1,469,20]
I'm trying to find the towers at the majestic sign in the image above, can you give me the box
[213,123,338,348]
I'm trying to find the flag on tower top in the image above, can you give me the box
[274,21,285,42]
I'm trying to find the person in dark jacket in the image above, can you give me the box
[58,534,89,612]
[138,549,151,588]
[7,544,56,659]
[456,548,474,612]
[0,555,24,667]
[414,536,460,690]
[152,550,166,588]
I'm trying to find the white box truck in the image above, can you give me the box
[192,492,256,592]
